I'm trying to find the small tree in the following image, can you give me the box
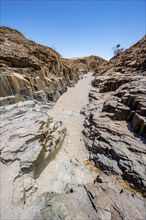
[113,44,124,56]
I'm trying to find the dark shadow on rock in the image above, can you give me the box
[33,132,66,180]
[127,122,146,144]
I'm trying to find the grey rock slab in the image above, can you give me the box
[86,173,146,220]
[0,103,66,210]
[83,90,146,191]
[19,185,99,220]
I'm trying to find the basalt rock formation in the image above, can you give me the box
[0,27,69,104]
[0,26,103,106]
[82,36,146,195]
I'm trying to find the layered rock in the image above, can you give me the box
[0,27,104,106]
[0,27,81,105]
[19,173,145,220]
[0,101,66,205]
[1,27,146,219]
[63,55,105,73]
[85,173,145,220]
[95,35,146,75]
[93,36,146,139]
[82,36,146,194]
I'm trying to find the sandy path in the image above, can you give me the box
[35,72,97,193]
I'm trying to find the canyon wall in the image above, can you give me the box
[1,27,145,219]
[82,36,146,194]
[0,26,104,106]
[63,55,105,73]
[0,26,76,105]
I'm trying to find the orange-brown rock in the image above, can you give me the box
[63,55,105,73]
[0,27,104,106]
[0,26,70,103]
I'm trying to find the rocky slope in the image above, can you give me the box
[63,55,105,73]
[82,36,146,196]
[0,26,103,106]
[0,27,69,104]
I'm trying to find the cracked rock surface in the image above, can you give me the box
[82,36,146,195]
[0,101,66,219]
[19,173,145,220]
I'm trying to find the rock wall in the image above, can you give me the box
[0,26,82,105]
[82,36,146,194]
[93,36,146,138]
[63,55,105,73]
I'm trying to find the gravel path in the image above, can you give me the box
[36,72,97,193]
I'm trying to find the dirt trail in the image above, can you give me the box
[35,72,97,194]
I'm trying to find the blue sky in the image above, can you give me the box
[1,0,145,60]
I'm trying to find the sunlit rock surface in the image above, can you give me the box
[82,36,146,194]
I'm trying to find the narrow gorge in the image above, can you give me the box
[0,27,146,220]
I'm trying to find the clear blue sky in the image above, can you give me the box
[1,0,145,60]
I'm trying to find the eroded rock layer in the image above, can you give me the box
[63,55,105,73]
[0,101,66,205]
[19,173,145,220]
[0,26,103,106]
[82,36,146,194]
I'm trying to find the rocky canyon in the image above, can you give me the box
[0,26,146,220]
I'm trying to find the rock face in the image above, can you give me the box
[63,55,105,73]
[0,101,66,207]
[0,27,104,106]
[85,173,145,220]
[0,27,69,104]
[19,184,99,220]
[82,36,146,195]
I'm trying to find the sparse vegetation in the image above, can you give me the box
[113,44,125,56]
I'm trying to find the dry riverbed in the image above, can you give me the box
[35,72,97,194]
